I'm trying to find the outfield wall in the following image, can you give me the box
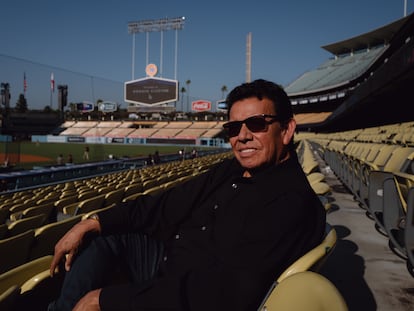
[31,135,226,147]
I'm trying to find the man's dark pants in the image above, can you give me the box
[47,233,164,311]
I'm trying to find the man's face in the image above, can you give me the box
[228,97,295,176]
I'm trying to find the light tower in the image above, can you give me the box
[246,32,252,83]
[128,17,185,80]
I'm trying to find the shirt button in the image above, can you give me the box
[163,256,168,261]
[232,183,238,189]
[201,226,207,231]
[175,234,180,239]
[213,204,219,210]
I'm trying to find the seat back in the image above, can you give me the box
[22,202,56,223]
[404,187,414,276]
[0,208,10,224]
[0,255,53,293]
[104,188,125,206]
[366,144,398,170]
[383,147,414,173]
[54,196,78,212]
[75,194,106,215]
[0,285,20,311]
[123,183,144,198]
[7,214,47,237]
[277,223,337,283]
[0,230,35,274]
[29,215,82,260]
[260,271,348,311]
[0,223,8,239]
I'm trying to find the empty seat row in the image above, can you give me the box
[299,130,414,277]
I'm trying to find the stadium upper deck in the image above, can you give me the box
[286,13,414,132]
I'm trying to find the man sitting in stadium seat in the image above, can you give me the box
[48,79,326,311]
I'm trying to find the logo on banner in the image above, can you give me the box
[99,101,118,113]
[76,101,94,112]
[192,100,211,112]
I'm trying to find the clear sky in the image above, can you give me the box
[0,0,412,111]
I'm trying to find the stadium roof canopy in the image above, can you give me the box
[321,15,410,56]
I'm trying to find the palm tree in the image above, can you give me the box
[185,80,191,111]
[180,87,186,111]
[221,85,228,99]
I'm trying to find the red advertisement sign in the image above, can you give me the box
[192,100,211,112]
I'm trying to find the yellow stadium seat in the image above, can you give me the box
[0,208,10,224]
[0,230,35,274]
[7,214,47,237]
[0,256,63,311]
[367,147,414,235]
[0,255,53,294]
[29,215,82,260]
[104,188,125,206]
[0,285,20,311]
[405,187,414,276]
[259,271,348,311]
[74,194,106,215]
[0,224,8,239]
[277,224,337,283]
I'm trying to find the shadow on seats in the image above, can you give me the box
[319,225,377,311]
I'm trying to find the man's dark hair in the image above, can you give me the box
[226,79,293,127]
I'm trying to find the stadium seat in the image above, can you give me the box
[54,196,79,213]
[367,147,414,235]
[104,188,125,206]
[276,223,337,283]
[124,184,144,197]
[310,180,331,196]
[122,192,145,202]
[8,202,32,215]
[0,208,10,224]
[349,143,382,199]
[307,172,326,184]
[6,214,47,237]
[0,285,20,311]
[29,215,82,260]
[18,267,65,311]
[358,144,398,208]
[0,230,35,274]
[142,179,159,191]
[74,194,106,215]
[20,202,56,223]
[98,184,118,194]
[0,224,8,239]
[143,185,165,197]
[382,172,414,259]
[0,255,63,311]
[0,255,53,294]
[258,271,348,311]
[404,187,414,276]
[77,190,98,201]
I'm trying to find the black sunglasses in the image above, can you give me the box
[223,114,282,137]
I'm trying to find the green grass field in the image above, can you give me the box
[0,141,214,169]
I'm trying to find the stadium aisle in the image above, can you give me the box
[316,155,414,311]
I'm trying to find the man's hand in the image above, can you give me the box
[50,219,101,275]
[73,289,102,311]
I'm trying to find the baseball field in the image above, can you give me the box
[0,141,202,169]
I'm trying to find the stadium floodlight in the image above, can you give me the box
[128,17,185,80]
[128,17,185,34]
